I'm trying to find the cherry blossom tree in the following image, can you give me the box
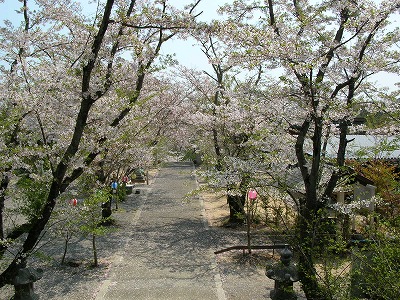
[216,0,400,298]
[189,30,253,225]
[0,0,202,288]
[96,73,197,181]
[176,26,288,225]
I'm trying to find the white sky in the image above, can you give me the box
[161,0,227,72]
[1,0,399,89]
[0,0,223,72]
[162,0,400,90]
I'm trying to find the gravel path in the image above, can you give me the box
[0,161,305,299]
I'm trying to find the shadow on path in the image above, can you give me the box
[14,162,305,300]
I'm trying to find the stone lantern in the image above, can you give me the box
[266,246,299,300]
[12,266,43,300]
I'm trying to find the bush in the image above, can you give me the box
[351,238,400,300]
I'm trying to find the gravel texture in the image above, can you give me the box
[0,162,305,300]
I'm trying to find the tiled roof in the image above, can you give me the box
[326,135,400,160]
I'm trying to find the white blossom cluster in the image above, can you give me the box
[0,0,399,279]
[329,196,382,216]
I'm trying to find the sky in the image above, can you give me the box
[1,0,399,89]
[160,0,226,72]
[162,0,400,90]
[0,0,224,72]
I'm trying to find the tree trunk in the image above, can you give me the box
[92,234,98,267]
[0,172,11,259]
[61,237,69,265]
[0,0,115,288]
[0,177,8,241]
[297,205,326,300]
[227,193,245,225]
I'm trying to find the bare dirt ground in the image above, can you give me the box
[201,189,230,227]
[200,187,306,300]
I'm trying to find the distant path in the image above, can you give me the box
[0,162,303,300]
[95,162,226,300]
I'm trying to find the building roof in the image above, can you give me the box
[326,135,400,160]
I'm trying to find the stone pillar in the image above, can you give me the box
[266,247,299,300]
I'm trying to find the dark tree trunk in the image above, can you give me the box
[295,116,328,299]
[92,234,98,267]
[0,175,8,241]
[227,193,246,225]
[0,0,115,288]
[61,236,69,265]
[297,204,327,300]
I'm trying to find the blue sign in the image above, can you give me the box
[111,182,118,189]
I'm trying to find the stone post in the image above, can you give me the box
[266,246,299,300]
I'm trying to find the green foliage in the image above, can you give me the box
[14,175,49,222]
[157,53,178,69]
[74,173,98,199]
[79,188,111,266]
[351,238,400,300]
[117,182,127,202]
[365,110,397,130]
[318,254,352,300]
[233,211,246,223]
[32,250,53,263]
[182,149,199,163]
[79,189,111,235]
[352,137,400,160]
[115,88,140,101]
[354,160,400,227]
